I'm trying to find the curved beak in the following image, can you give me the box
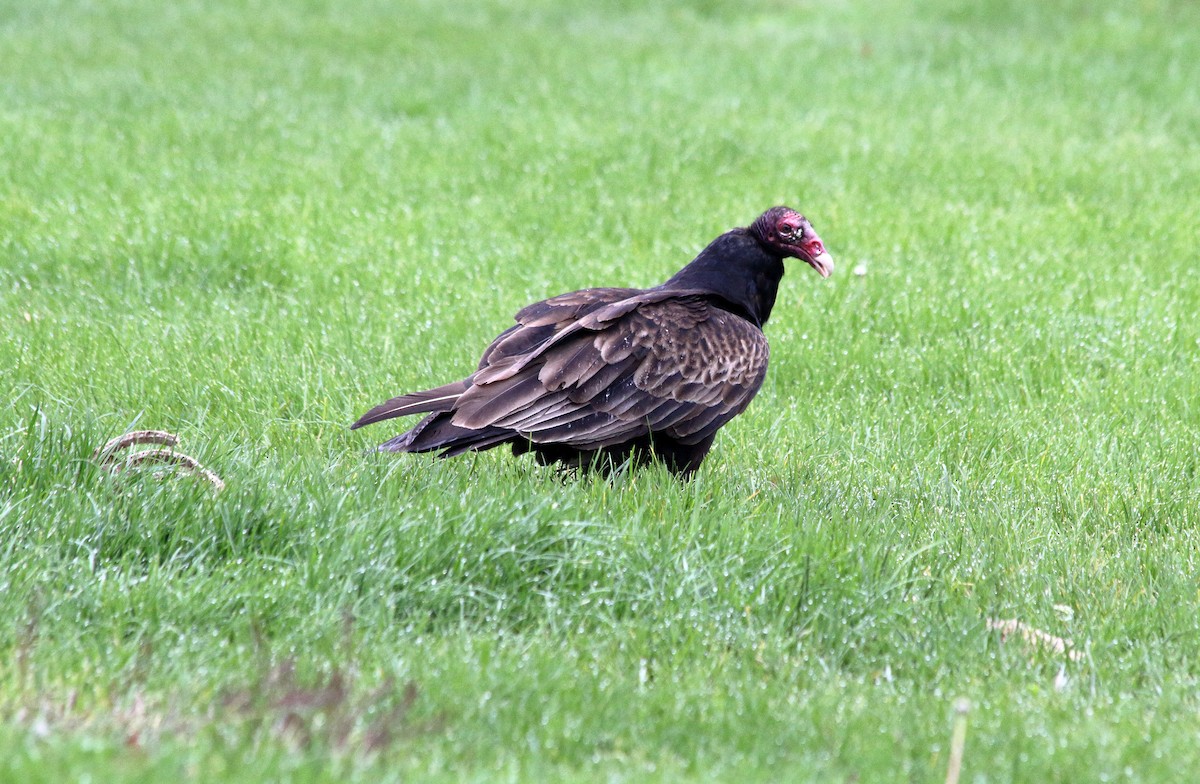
[806,251,834,278]
[796,230,833,278]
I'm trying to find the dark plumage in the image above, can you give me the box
[352,206,833,478]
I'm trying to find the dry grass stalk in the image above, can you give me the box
[94,430,225,492]
[987,618,1083,662]
[945,697,970,784]
[92,430,179,462]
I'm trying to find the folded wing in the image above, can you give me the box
[469,292,768,443]
[353,287,770,466]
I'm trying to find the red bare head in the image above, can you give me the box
[749,206,833,278]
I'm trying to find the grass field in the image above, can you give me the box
[3,0,1200,780]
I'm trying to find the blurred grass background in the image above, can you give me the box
[2,0,1199,781]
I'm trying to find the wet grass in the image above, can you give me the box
[2,0,1200,780]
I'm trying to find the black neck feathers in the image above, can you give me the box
[659,230,786,328]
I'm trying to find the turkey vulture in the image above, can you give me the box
[352,206,832,478]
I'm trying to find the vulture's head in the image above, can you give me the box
[750,206,834,278]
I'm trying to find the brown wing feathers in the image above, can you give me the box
[352,289,770,471]
[354,285,770,467]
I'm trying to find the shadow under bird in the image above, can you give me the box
[352,206,833,478]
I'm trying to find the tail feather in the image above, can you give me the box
[377,411,515,455]
[351,380,469,430]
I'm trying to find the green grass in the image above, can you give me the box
[3,0,1200,780]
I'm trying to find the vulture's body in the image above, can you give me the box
[352,207,832,478]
